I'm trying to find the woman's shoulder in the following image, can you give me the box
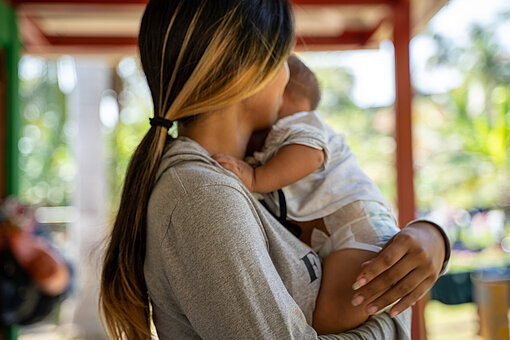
[151,137,247,207]
[147,139,252,250]
[161,162,245,200]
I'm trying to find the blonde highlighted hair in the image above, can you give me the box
[99,0,294,338]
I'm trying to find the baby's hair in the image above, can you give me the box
[286,55,321,110]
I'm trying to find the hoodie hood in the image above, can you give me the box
[155,136,235,182]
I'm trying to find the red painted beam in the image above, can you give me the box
[32,27,381,49]
[296,16,386,49]
[296,31,370,48]
[9,0,395,5]
[22,35,371,53]
[39,34,364,49]
[44,36,138,47]
[9,0,147,5]
[293,0,395,5]
[19,13,50,49]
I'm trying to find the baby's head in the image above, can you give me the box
[279,55,321,118]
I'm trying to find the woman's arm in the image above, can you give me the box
[164,184,409,339]
[213,144,324,193]
[313,249,377,334]
[349,220,449,317]
[313,221,448,333]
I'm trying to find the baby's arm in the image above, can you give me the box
[213,144,324,193]
[312,248,377,334]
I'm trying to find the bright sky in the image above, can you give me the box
[301,0,510,108]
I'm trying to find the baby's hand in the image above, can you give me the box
[212,154,256,192]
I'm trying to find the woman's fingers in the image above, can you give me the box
[351,229,441,315]
[351,252,417,309]
[388,277,435,317]
[363,265,427,316]
[353,232,413,290]
[349,222,446,317]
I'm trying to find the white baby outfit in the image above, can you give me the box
[249,111,400,258]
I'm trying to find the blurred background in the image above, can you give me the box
[1,0,509,339]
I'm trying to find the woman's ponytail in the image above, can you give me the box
[100,125,170,339]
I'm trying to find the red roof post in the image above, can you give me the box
[393,0,414,226]
[393,1,426,339]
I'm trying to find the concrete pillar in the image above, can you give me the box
[64,57,110,339]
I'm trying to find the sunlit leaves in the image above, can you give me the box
[18,58,73,206]
[416,20,510,210]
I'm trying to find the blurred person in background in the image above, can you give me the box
[0,198,71,340]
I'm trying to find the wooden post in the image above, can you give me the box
[393,0,425,339]
[393,0,415,228]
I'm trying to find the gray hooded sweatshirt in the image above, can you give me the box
[144,136,411,339]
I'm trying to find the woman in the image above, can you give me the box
[100,0,449,339]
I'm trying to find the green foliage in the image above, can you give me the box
[14,17,510,218]
[17,58,73,206]
[102,58,153,215]
[309,20,510,213]
[415,21,510,210]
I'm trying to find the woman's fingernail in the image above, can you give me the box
[351,295,364,306]
[367,306,378,315]
[390,309,399,318]
[352,277,367,290]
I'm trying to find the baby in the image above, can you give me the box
[213,55,401,334]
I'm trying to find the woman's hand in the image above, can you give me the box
[350,221,447,318]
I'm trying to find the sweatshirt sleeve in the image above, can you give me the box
[163,183,410,339]
[321,308,412,339]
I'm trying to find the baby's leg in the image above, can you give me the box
[312,248,376,334]
[311,201,400,334]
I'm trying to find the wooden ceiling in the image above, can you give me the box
[8,0,448,55]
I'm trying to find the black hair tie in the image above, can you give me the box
[149,116,174,129]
